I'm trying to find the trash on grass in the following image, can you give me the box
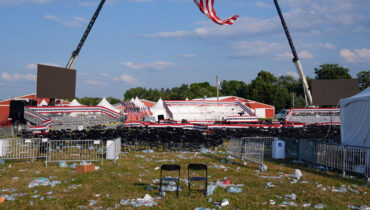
[227,186,242,193]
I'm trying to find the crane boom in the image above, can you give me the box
[273,0,313,106]
[66,0,106,69]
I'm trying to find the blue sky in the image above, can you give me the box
[0,0,369,99]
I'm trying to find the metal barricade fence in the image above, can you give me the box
[299,139,318,164]
[227,137,264,165]
[0,138,46,161]
[344,146,370,176]
[242,137,264,165]
[0,126,14,138]
[46,140,105,167]
[281,138,300,159]
[317,143,344,170]
[292,139,370,176]
[227,138,243,159]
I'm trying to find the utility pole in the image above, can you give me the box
[216,75,220,101]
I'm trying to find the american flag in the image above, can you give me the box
[193,0,239,25]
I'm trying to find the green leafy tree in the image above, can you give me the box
[220,80,248,98]
[357,70,370,90]
[78,97,101,106]
[314,64,352,79]
[189,82,217,99]
[248,71,291,111]
[106,97,121,105]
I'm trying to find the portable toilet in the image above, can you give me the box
[272,137,285,159]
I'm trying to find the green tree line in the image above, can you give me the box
[124,64,370,112]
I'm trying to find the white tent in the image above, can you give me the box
[68,99,82,106]
[98,97,120,113]
[340,87,370,147]
[134,97,146,109]
[39,99,48,106]
[150,98,167,121]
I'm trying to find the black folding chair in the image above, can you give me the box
[159,164,181,197]
[188,164,207,197]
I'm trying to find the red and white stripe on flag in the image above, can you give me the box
[193,0,239,25]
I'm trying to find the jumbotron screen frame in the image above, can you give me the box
[312,79,359,106]
[36,64,76,99]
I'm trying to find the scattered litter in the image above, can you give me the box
[314,204,327,209]
[89,200,97,206]
[120,194,158,207]
[227,186,242,193]
[135,155,145,158]
[0,159,5,166]
[259,175,282,179]
[265,182,275,188]
[258,164,268,172]
[221,199,229,207]
[280,201,297,207]
[302,203,311,207]
[194,208,211,210]
[294,169,303,179]
[207,184,217,196]
[59,161,68,168]
[12,177,19,180]
[284,193,297,200]
[290,179,298,184]
[142,149,154,153]
[154,167,160,170]
[269,200,276,205]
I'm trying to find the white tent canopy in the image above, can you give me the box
[68,99,82,106]
[134,97,146,109]
[150,98,167,121]
[39,99,48,106]
[340,87,370,147]
[98,97,120,113]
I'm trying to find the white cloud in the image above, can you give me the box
[340,48,370,63]
[44,14,87,28]
[286,71,299,79]
[143,31,189,38]
[25,63,61,70]
[256,1,271,9]
[1,72,36,82]
[0,0,54,6]
[113,73,139,85]
[299,42,335,50]
[121,61,176,70]
[299,50,314,59]
[275,51,313,60]
[85,80,107,86]
[101,73,111,77]
[180,54,196,58]
[231,41,283,57]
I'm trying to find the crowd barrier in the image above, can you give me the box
[0,138,122,167]
[227,137,264,166]
[0,126,15,138]
[0,138,46,161]
[299,140,370,176]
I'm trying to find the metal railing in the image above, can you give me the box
[227,137,264,165]
[242,137,264,165]
[46,140,105,167]
[0,126,15,138]
[0,138,47,161]
[282,138,370,176]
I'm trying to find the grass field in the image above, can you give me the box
[0,144,369,209]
